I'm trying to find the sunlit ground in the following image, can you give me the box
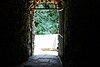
[34,34,58,56]
[34,48,58,55]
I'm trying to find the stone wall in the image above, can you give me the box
[58,9,64,61]
[62,0,97,67]
[0,0,32,66]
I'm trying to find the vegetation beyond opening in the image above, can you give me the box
[34,2,59,35]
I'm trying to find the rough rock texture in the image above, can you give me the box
[0,0,33,66]
[61,0,97,67]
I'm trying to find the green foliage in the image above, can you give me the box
[34,2,58,35]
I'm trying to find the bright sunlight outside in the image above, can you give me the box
[33,2,59,55]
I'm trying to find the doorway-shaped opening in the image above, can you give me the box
[32,2,59,55]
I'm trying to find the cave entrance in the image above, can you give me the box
[33,2,59,55]
[29,0,64,56]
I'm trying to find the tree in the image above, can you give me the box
[34,2,59,35]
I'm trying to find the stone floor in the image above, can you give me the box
[14,51,63,67]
